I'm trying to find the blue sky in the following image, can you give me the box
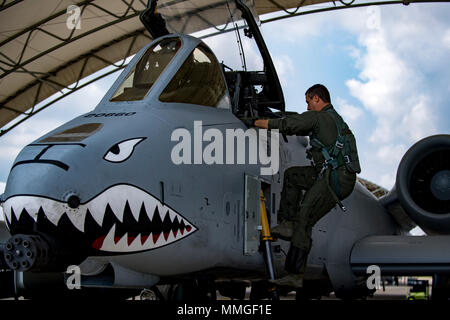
[0,3,449,203]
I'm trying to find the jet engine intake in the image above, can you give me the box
[396,135,450,234]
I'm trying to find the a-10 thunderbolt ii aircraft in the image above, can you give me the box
[0,0,449,300]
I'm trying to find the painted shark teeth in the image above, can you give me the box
[95,220,192,252]
[3,184,197,253]
[3,195,65,225]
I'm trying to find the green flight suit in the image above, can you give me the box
[268,104,358,258]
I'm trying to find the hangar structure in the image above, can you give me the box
[0,0,443,137]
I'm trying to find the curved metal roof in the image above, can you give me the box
[0,0,441,136]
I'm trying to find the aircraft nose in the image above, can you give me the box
[11,143,82,172]
[6,143,89,198]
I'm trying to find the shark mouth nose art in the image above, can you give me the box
[2,185,197,253]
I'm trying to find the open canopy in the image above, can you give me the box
[0,0,438,136]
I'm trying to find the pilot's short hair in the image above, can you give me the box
[305,84,331,103]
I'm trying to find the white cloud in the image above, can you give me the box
[344,7,445,149]
[273,54,294,87]
[444,29,450,48]
[376,144,407,165]
[346,46,363,69]
[204,31,262,71]
[262,11,328,42]
[379,173,396,190]
[346,29,417,119]
[0,118,64,161]
[242,39,263,71]
[335,97,364,125]
[401,95,437,141]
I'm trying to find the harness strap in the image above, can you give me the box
[331,169,341,199]
[322,169,347,212]
[312,108,348,206]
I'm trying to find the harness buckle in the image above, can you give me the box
[335,141,344,149]
[318,163,328,178]
[344,155,351,164]
[325,158,339,170]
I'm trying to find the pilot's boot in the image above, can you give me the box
[269,244,306,288]
[271,220,293,241]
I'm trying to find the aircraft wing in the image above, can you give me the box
[350,235,450,276]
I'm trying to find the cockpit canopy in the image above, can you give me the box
[110,36,228,109]
[110,37,181,102]
[159,43,226,107]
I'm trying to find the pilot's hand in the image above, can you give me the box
[240,117,258,127]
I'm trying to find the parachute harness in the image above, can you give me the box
[310,108,355,212]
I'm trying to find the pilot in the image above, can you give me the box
[249,84,361,288]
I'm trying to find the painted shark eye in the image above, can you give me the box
[104,138,145,163]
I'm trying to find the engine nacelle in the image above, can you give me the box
[396,135,450,234]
